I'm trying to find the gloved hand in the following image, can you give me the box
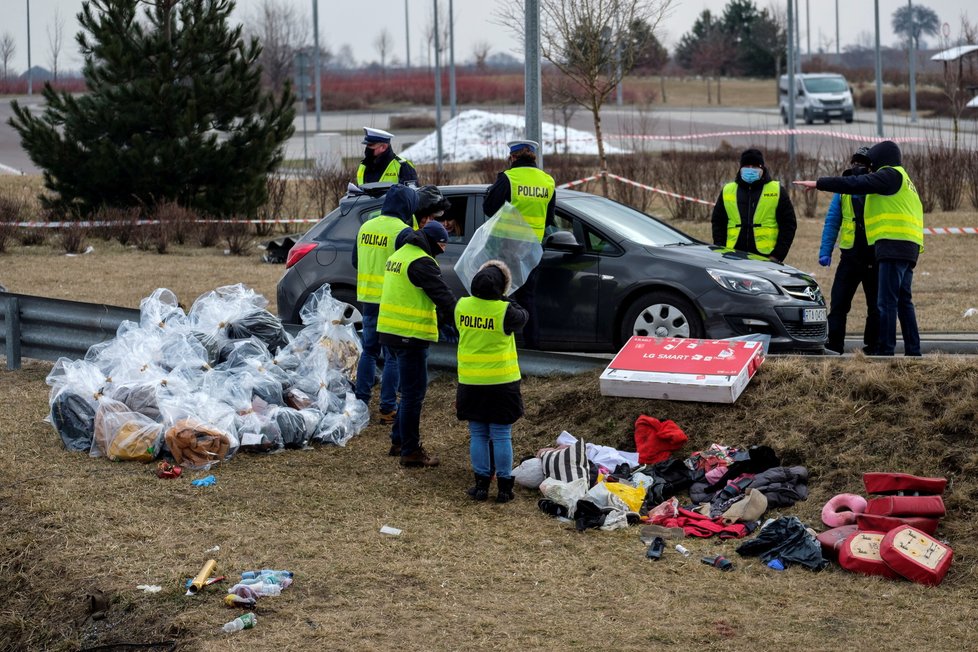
[818,255,832,267]
[191,475,217,487]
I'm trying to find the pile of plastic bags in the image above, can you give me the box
[47,283,369,469]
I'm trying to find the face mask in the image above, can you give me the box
[364,147,375,159]
[740,167,762,183]
[848,164,868,176]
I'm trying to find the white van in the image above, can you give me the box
[779,73,854,125]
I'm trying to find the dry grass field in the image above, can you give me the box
[2,170,978,650]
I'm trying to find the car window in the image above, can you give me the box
[560,195,694,247]
[442,196,467,243]
[584,226,620,254]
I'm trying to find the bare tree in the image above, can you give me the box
[472,40,492,70]
[0,33,14,82]
[497,0,673,193]
[374,28,394,74]
[249,0,310,94]
[47,9,66,83]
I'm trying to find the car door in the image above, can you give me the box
[534,211,604,345]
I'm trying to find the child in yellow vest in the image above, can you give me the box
[455,261,528,503]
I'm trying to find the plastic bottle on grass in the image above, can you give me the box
[222,612,257,633]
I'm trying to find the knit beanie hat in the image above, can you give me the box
[634,415,688,464]
[740,148,765,167]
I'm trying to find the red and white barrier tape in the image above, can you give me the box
[556,174,604,189]
[923,226,978,235]
[607,129,929,144]
[7,218,321,228]
[602,172,717,207]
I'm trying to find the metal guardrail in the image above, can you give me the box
[3,291,976,374]
[0,292,608,376]
[0,292,139,370]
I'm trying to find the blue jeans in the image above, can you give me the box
[354,303,399,413]
[389,346,428,455]
[469,421,513,479]
[876,260,921,356]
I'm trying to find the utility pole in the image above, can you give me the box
[26,0,32,95]
[787,0,796,165]
[908,0,917,123]
[449,0,456,118]
[806,0,810,57]
[794,0,801,73]
[835,0,840,56]
[874,0,884,137]
[405,0,411,70]
[615,12,623,107]
[312,0,321,131]
[525,0,542,168]
[433,0,443,170]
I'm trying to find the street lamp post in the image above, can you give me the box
[874,0,884,137]
[312,0,321,131]
[26,0,33,96]
[433,0,443,170]
[449,0,456,118]
[524,0,542,168]
[908,0,917,123]
[405,0,411,70]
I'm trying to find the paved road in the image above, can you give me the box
[2,95,976,174]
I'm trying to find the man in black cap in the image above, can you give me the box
[817,147,879,354]
[483,139,555,349]
[377,219,457,467]
[357,127,418,186]
[711,148,797,263]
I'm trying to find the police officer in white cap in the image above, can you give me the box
[357,127,418,186]
[483,139,555,349]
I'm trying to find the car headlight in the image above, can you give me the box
[707,269,780,295]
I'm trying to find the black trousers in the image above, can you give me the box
[827,250,879,354]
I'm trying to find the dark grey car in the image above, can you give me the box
[277,185,827,353]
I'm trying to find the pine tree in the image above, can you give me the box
[9,0,295,217]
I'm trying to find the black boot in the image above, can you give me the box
[496,477,515,504]
[466,474,491,501]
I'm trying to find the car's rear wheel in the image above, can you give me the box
[619,291,704,345]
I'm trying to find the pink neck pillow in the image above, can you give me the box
[821,493,869,527]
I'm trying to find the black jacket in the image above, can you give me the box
[378,229,457,349]
[815,141,919,265]
[359,146,418,185]
[483,158,556,225]
[711,167,797,263]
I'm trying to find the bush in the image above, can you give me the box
[223,221,252,256]
[969,151,978,211]
[58,224,88,254]
[196,220,222,248]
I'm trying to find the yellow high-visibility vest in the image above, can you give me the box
[503,167,555,242]
[377,244,438,341]
[722,181,780,255]
[455,297,520,385]
[356,215,408,303]
[864,166,924,249]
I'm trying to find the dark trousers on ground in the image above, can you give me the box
[388,346,429,456]
[827,251,879,354]
[876,260,921,356]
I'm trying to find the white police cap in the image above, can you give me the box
[362,127,395,145]
[507,139,539,154]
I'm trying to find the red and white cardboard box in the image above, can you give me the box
[599,336,764,403]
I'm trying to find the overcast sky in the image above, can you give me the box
[3,0,974,74]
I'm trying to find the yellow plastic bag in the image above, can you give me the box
[602,481,647,513]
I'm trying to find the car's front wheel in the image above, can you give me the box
[619,291,704,345]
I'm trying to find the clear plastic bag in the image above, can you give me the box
[189,284,291,358]
[139,288,187,332]
[92,397,164,462]
[313,393,368,446]
[454,202,542,295]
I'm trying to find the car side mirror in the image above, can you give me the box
[544,230,584,254]
[797,88,804,97]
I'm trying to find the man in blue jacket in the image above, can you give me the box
[818,147,879,355]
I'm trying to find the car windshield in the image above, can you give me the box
[803,77,847,93]
[560,195,695,247]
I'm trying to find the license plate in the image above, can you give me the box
[803,308,827,323]
[828,110,841,115]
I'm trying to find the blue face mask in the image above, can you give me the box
[740,167,762,183]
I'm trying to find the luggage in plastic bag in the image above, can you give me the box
[139,288,187,332]
[189,283,291,357]
[46,358,109,452]
[454,202,542,295]
[293,285,362,382]
[313,393,369,446]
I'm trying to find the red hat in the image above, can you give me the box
[634,415,688,464]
